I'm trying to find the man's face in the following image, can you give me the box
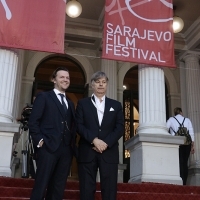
[92,77,107,97]
[53,70,70,92]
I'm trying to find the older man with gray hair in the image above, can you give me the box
[76,71,124,200]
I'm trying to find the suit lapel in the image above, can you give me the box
[101,97,110,125]
[89,97,99,125]
[49,90,66,118]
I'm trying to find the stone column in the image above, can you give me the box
[101,59,126,182]
[137,65,168,134]
[19,76,35,113]
[0,49,18,123]
[13,50,24,120]
[101,59,117,100]
[0,49,20,176]
[125,64,184,185]
[183,54,200,185]
[179,61,188,116]
[167,93,180,116]
[101,59,120,160]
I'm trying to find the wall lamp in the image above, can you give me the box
[173,6,184,33]
[66,0,82,18]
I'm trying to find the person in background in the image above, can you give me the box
[167,107,194,185]
[76,71,124,200]
[28,67,76,200]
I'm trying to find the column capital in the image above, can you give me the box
[167,93,181,100]
[182,53,200,63]
[22,76,35,84]
[0,48,19,55]
[101,58,117,66]
[138,64,160,69]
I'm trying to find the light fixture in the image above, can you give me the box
[66,0,82,18]
[123,85,127,89]
[173,6,184,33]
[173,16,184,33]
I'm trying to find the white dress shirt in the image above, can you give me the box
[166,114,194,142]
[53,88,68,109]
[91,94,105,126]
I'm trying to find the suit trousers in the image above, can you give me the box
[179,144,191,185]
[78,152,118,200]
[30,142,73,200]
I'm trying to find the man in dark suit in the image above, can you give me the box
[28,67,76,200]
[76,71,124,200]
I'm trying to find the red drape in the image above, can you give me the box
[0,0,66,53]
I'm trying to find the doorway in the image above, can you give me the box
[122,66,139,182]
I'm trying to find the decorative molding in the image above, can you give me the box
[179,50,200,61]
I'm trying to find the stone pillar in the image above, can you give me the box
[13,50,24,120]
[101,59,126,182]
[19,76,35,113]
[117,88,123,105]
[179,61,188,116]
[117,69,124,166]
[137,65,168,134]
[101,59,121,159]
[167,93,180,116]
[0,49,18,123]
[125,64,184,185]
[101,59,117,100]
[0,49,20,176]
[183,54,200,185]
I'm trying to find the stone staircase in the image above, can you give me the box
[1,177,200,200]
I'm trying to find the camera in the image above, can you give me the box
[18,104,33,131]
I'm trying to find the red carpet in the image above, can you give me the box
[1,177,200,199]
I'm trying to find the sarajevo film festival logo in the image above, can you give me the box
[1,0,12,20]
[106,0,173,25]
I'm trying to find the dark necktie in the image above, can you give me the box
[59,93,68,113]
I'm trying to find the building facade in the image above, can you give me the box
[0,3,200,185]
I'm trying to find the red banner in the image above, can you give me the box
[0,0,66,53]
[102,0,175,67]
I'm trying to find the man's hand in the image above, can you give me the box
[92,138,107,153]
[39,140,44,147]
[92,147,101,153]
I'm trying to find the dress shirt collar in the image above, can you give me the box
[92,94,105,103]
[53,88,68,108]
[53,88,66,97]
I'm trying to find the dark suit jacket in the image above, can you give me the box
[28,90,76,153]
[76,96,124,163]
